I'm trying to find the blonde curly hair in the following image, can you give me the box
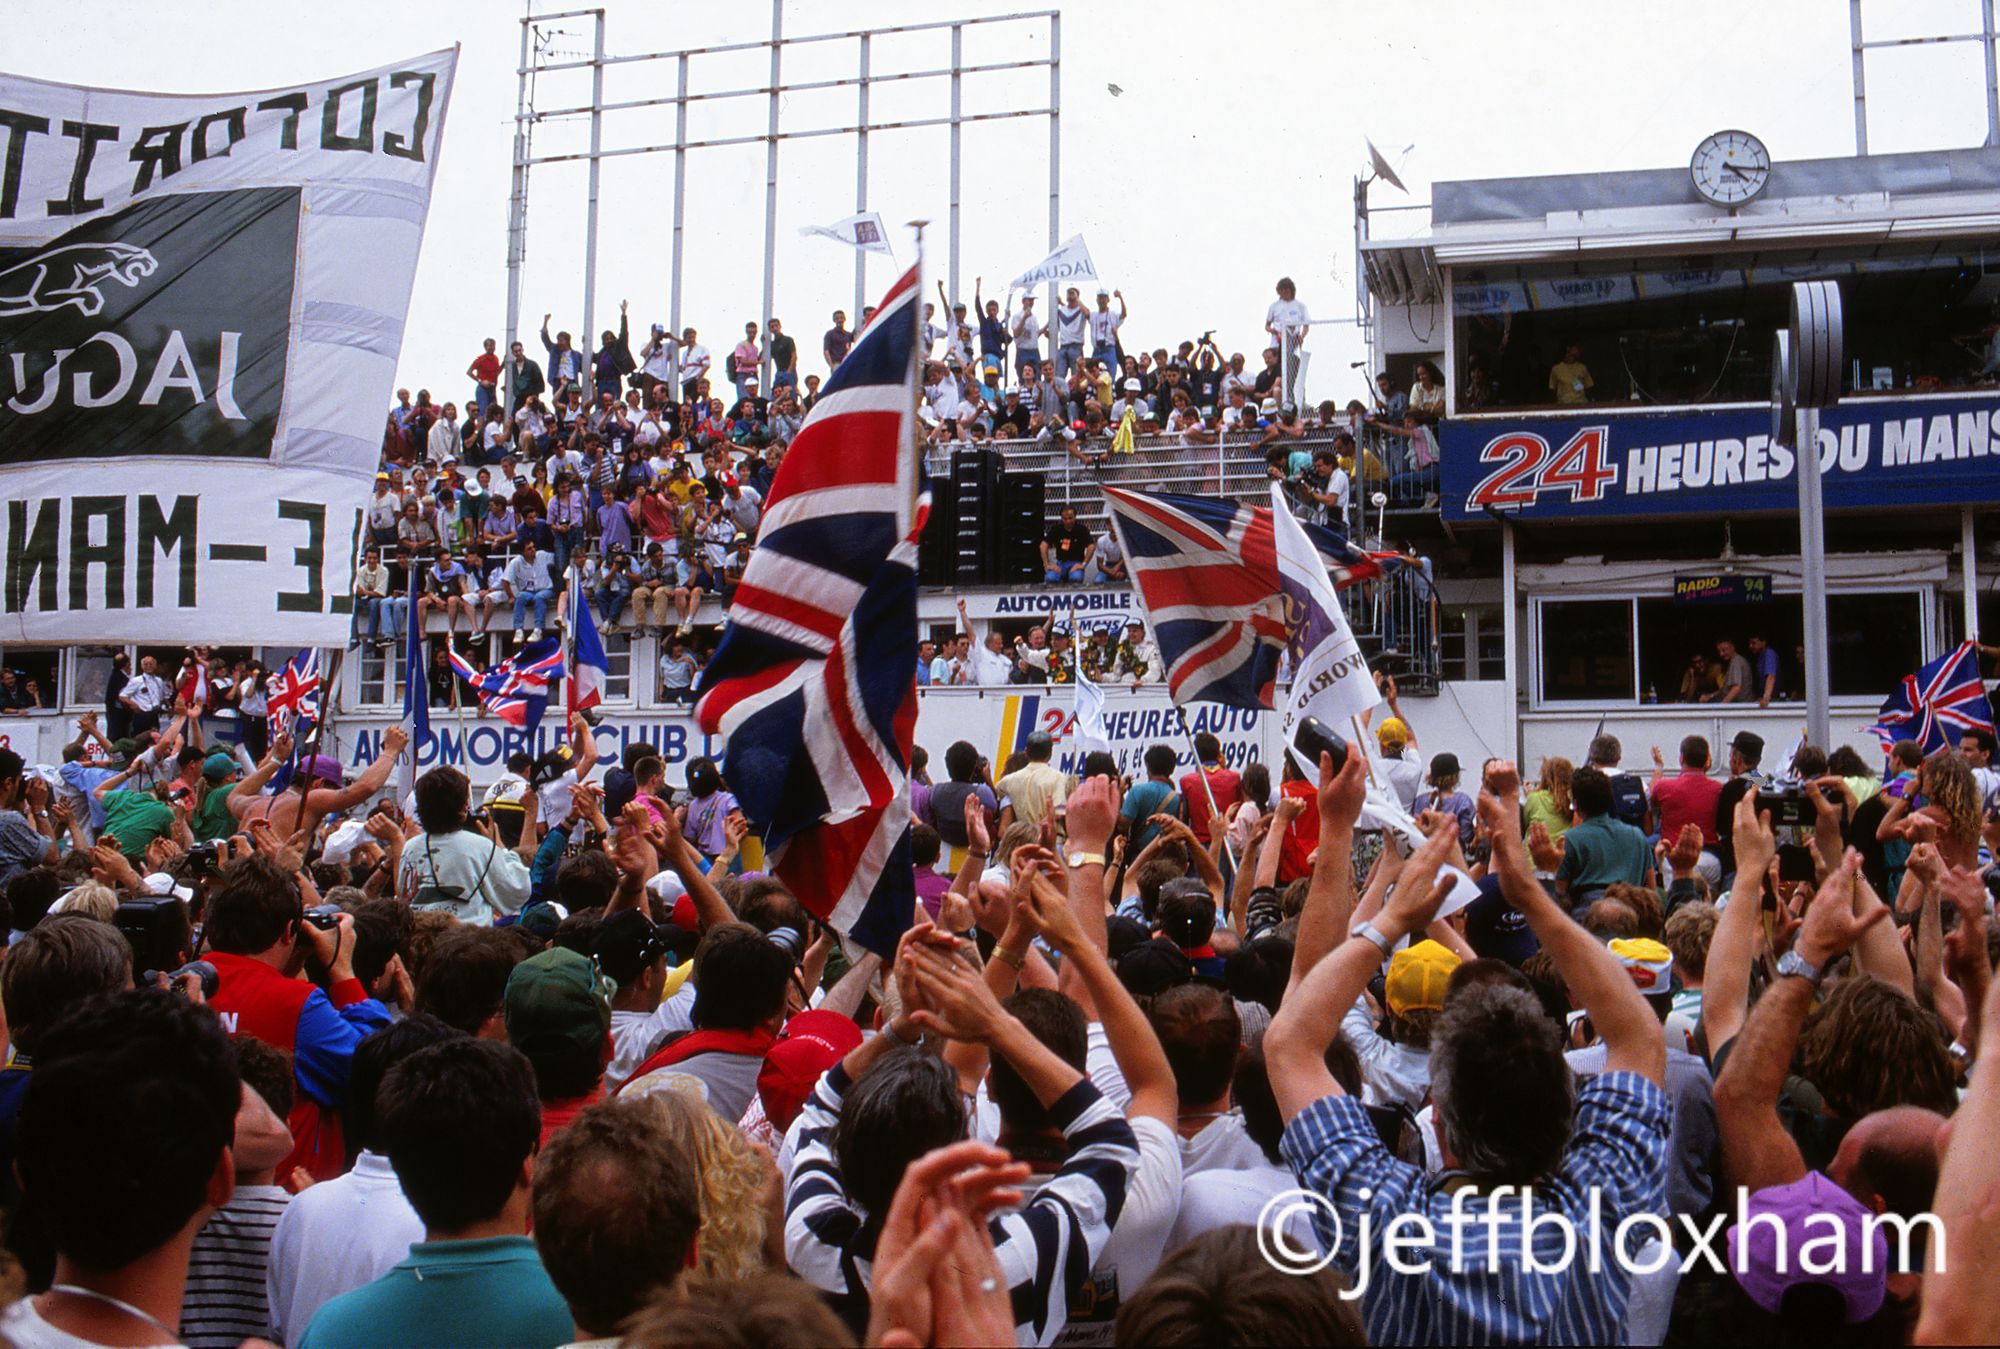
[627,1084,772,1281]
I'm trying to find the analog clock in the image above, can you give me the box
[1690,130,1770,208]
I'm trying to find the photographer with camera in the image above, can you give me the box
[400,765,534,926]
[206,854,394,1182]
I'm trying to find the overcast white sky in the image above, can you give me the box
[14,0,1996,402]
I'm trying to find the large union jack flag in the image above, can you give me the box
[695,265,925,956]
[1102,486,1392,709]
[265,649,321,735]
[1863,640,1995,757]
[448,637,564,734]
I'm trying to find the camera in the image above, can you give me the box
[303,904,345,931]
[1759,786,1817,830]
[144,960,219,1000]
[1292,716,1348,774]
[115,899,192,978]
[185,840,223,872]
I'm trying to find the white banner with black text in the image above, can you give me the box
[0,49,457,644]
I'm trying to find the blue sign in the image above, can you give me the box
[1439,393,2000,523]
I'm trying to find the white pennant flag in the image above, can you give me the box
[1009,234,1098,291]
[1270,485,1382,780]
[1071,655,1112,756]
[799,211,894,255]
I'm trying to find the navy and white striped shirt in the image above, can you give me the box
[1281,1070,1670,1346]
[785,1059,1140,1346]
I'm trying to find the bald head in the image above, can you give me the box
[1831,1105,1949,1219]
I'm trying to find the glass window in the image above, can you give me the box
[1825,593,1924,698]
[603,633,633,702]
[1636,589,1923,705]
[1539,599,1633,701]
[1453,240,2000,411]
[68,645,123,710]
[1,647,60,710]
[355,640,407,708]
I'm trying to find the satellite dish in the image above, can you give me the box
[1366,138,1408,194]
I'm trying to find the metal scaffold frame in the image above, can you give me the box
[504,3,1061,400]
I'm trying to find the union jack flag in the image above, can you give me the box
[1864,640,1995,757]
[265,649,320,736]
[448,637,564,734]
[695,264,925,956]
[1102,486,1387,709]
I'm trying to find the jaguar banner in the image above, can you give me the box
[0,49,456,644]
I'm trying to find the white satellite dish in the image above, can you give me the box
[1365,138,1409,194]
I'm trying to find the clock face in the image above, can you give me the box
[1691,130,1771,207]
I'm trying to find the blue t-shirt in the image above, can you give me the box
[1121,779,1178,856]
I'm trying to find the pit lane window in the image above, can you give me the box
[1453,240,2000,412]
[1635,589,1923,704]
[1536,599,1635,703]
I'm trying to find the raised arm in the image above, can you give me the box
[1285,748,1367,998]
[1022,868,1176,1123]
[1266,819,1458,1121]
[311,725,408,815]
[1481,762,1664,1084]
[1713,851,1885,1193]
[1918,970,2000,1344]
[1702,788,1776,1053]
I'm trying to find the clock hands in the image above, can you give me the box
[1720,162,1759,179]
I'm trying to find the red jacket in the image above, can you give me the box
[207,952,390,1180]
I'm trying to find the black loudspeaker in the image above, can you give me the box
[997,471,1045,582]
[951,445,1000,587]
[919,470,956,586]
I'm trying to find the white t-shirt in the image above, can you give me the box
[680,344,711,381]
[1266,297,1311,346]
[1048,1115,1182,1348]
[266,1149,424,1345]
[540,767,582,825]
[1088,309,1122,348]
[607,986,697,1090]
[1179,1111,1268,1177]
[1168,1163,1319,1257]
[1055,303,1088,346]
[970,643,1014,688]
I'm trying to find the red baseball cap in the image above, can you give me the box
[757,1009,863,1132]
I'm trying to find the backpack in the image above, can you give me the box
[1606,771,1648,829]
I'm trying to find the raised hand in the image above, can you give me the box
[1526,820,1564,873]
[1731,788,1777,880]
[1795,850,1890,969]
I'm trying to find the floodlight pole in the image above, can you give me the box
[855,32,871,320]
[505,11,533,418]
[580,8,605,400]
[670,50,688,385]
[1046,12,1062,331]
[760,0,783,393]
[949,23,963,307]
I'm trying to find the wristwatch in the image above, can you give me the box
[1066,851,1106,868]
[1775,949,1826,988]
[1353,921,1396,959]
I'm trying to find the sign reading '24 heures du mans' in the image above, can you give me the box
[0,51,456,644]
[1440,393,2000,524]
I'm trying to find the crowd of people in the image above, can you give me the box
[2,642,1999,1347]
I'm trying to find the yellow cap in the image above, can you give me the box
[1377,717,1410,751]
[1608,937,1674,992]
[1385,939,1460,1016]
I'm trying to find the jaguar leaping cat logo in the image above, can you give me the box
[0,242,159,319]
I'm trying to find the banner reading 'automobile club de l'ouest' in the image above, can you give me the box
[0,50,456,645]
